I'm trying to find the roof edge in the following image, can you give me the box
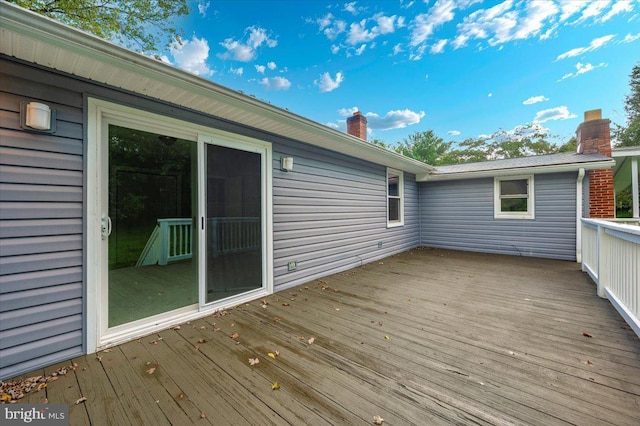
[416,159,616,182]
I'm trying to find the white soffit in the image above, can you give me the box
[0,2,433,175]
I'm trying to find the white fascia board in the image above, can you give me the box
[612,147,640,157]
[416,160,616,182]
[0,2,433,176]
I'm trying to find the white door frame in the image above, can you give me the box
[86,98,273,353]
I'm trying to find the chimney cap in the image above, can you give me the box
[353,111,361,116]
[584,109,602,121]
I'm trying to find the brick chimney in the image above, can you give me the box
[576,109,615,218]
[346,111,367,141]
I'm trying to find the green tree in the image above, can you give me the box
[613,63,640,147]
[394,130,452,165]
[557,136,577,153]
[10,0,189,52]
[369,138,390,150]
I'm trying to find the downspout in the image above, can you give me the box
[576,168,585,263]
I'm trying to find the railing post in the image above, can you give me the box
[159,219,169,266]
[596,224,609,298]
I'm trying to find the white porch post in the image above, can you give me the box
[632,156,639,219]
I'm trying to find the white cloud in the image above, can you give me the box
[255,64,266,74]
[452,0,558,49]
[448,130,461,136]
[425,73,429,80]
[488,92,493,97]
[218,26,277,62]
[230,67,243,76]
[600,1,633,22]
[325,122,340,129]
[558,0,587,21]
[338,106,359,117]
[410,0,459,47]
[347,19,376,44]
[317,13,334,30]
[344,2,358,15]
[365,109,426,130]
[355,44,367,55]
[430,39,448,54]
[267,61,277,70]
[621,32,640,43]
[197,1,210,17]
[533,106,577,123]
[558,62,607,80]
[259,76,291,91]
[392,43,403,55]
[170,36,213,76]
[556,34,615,60]
[375,14,399,34]
[523,95,549,105]
[401,0,415,9]
[331,44,341,54]
[316,71,345,92]
[574,0,612,24]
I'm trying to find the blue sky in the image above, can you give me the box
[160,0,639,148]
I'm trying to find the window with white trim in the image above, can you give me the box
[494,175,534,219]
[387,168,404,227]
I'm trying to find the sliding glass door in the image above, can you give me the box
[205,145,263,302]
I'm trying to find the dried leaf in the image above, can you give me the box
[75,396,88,405]
[230,333,239,339]
[273,317,281,323]
[103,349,112,353]
[282,303,290,307]
[200,412,206,419]
[262,304,268,309]
[249,358,260,366]
[1,394,12,402]
[213,327,221,332]
[373,414,385,424]
[177,393,185,399]
[384,335,390,340]
[194,345,200,351]
[96,355,103,362]
[583,332,593,338]
[146,367,157,375]
[200,326,206,330]
[378,322,383,326]
[271,382,280,390]
[173,325,181,330]
[197,338,207,344]
[584,360,593,365]
[150,339,159,344]
[35,383,47,392]
[268,352,277,359]
[308,337,315,345]
[275,350,280,356]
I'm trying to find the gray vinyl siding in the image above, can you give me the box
[419,173,578,260]
[272,140,419,290]
[0,67,85,379]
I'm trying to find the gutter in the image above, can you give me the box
[416,159,615,182]
[576,168,585,263]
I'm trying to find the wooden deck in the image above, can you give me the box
[5,248,640,425]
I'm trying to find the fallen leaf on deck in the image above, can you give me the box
[197,338,207,344]
[194,345,200,351]
[177,393,185,399]
[173,325,181,330]
[200,412,206,419]
[249,358,260,366]
[213,327,221,332]
[384,335,390,340]
[582,332,593,338]
[149,339,159,344]
[274,317,281,322]
[584,360,593,365]
[146,367,157,374]
[282,303,290,307]
[373,414,385,424]
[200,326,206,330]
[333,288,339,292]
[35,383,47,392]
[75,397,88,405]
[378,322,383,326]
[230,333,239,339]
[103,349,112,353]
[308,337,315,345]
[262,304,268,309]
[268,352,276,359]
[96,355,103,362]
[1,394,12,402]
[271,382,280,390]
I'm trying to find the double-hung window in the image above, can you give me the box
[387,168,404,227]
[494,175,534,219]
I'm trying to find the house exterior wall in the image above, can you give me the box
[419,172,578,260]
[0,58,419,379]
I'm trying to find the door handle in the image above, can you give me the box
[101,215,112,240]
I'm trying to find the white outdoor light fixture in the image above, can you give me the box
[281,156,294,172]
[21,101,56,133]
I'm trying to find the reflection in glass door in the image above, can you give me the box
[206,144,263,302]
[107,125,198,327]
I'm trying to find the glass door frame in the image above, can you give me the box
[86,98,273,353]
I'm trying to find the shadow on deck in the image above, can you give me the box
[4,248,640,425]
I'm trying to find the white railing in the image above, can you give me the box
[136,218,192,266]
[136,217,260,266]
[209,217,260,255]
[581,218,640,338]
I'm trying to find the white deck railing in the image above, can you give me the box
[581,218,640,338]
[136,217,260,266]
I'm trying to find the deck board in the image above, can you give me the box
[4,248,640,425]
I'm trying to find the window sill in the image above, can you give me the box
[387,222,404,228]
[494,213,535,220]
